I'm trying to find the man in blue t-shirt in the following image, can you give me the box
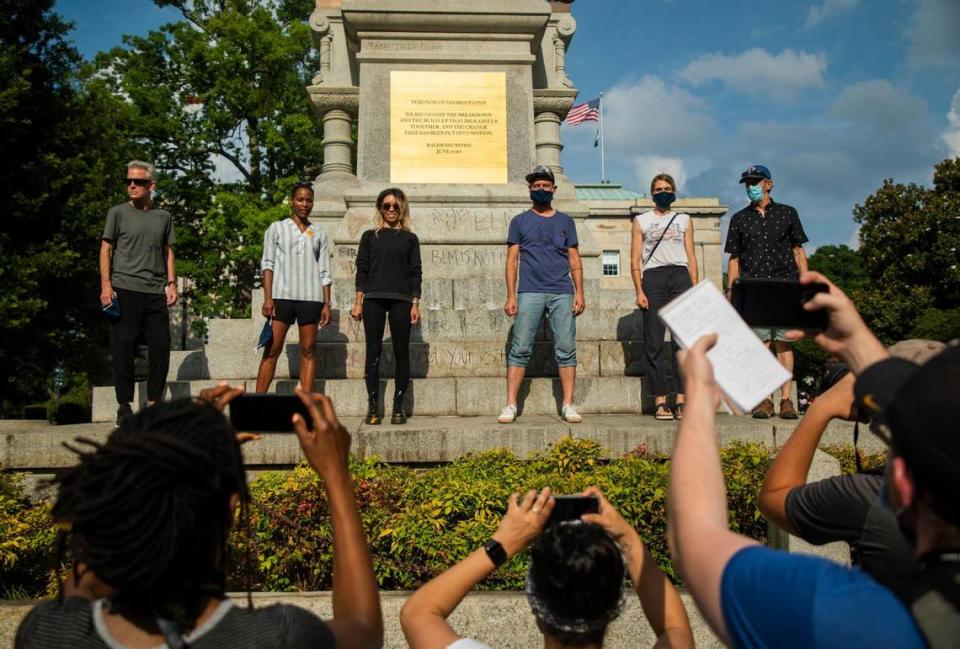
[668,271,959,648]
[499,166,585,424]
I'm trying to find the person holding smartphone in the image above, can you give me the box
[724,164,808,419]
[350,188,422,426]
[256,182,333,394]
[631,174,698,420]
[399,487,693,649]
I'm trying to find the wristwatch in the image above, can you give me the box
[412,297,420,305]
[166,280,177,286]
[483,539,508,568]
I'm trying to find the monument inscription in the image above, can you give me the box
[390,71,508,184]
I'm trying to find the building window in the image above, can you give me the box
[602,250,620,277]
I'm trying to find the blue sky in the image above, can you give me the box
[57,0,960,249]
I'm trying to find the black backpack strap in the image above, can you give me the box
[884,561,960,649]
[641,212,680,266]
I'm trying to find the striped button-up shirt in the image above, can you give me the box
[261,218,333,302]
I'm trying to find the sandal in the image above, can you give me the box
[673,403,684,420]
[654,403,673,420]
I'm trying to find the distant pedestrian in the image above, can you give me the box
[99,161,177,424]
[631,173,699,420]
[724,164,809,419]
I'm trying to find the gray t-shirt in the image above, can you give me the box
[785,473,918,584]
[102,203,176,294]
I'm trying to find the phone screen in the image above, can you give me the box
[731,278,829,331]
[546,495,599,526]
[229,394,312,432]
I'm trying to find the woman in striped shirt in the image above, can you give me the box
[256,182,333,393]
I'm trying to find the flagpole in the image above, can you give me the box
[599,92,606,184]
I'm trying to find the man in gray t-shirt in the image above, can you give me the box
[99,161,178,423]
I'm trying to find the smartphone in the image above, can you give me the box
[731,277,829,331]
[228,394,312,432]
[546,495,599,526]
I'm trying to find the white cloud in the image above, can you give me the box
[907,0,960,70]
[631,156,687,193]
[846,225,861,251]
[830,80,926,129]
[679,48,827,100]
[944,88,960,158]
[805,0,860,28]
[599,76,716,153]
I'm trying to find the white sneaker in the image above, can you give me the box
[561,403,583,423]
[497,404,518,423]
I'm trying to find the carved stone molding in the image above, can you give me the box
[555,13,576,39]
[307,87,360,116]
[533,90,578,119]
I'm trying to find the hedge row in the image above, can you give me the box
[0,438,884,599]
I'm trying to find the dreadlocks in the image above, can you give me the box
[53,399,248,633]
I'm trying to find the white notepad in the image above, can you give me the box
[658,280,792,413]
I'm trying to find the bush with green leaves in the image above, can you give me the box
[231,438,771,591]
[2,439,773,598]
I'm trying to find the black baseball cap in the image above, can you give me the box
[854,345,960,510]
[738,164,772,184]
[525,165,556,184]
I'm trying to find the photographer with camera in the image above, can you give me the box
[400,487,693,649]
[759,340,944,583]
[16,388,383,649]
[668,271,959,648]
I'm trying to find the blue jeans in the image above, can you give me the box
[507,292,577,368]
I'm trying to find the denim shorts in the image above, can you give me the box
[752,327,792,343]
[507,292,576,368]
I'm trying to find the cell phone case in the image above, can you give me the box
[101,294,121,318]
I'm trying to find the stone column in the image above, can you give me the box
[534,111,563,173]
[533,90,578,175]
[321,108,354,175]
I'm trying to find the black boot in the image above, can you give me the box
[364,392,381,425]
[390,390,407,425]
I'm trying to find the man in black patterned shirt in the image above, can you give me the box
[724,164,809,419]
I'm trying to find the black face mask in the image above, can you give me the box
[652,191,675,209]
[530,189,554,205]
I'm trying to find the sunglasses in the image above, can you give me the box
[123,177,152,187]
[381,202,400,212]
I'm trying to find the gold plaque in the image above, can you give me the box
[390,71,507,184]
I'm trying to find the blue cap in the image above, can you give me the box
[739,164,772,184]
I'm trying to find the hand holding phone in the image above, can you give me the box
[731,277,829,331]
[545,495,599,527]
[229,393,313,432]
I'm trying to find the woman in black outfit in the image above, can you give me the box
[351,187,422,425]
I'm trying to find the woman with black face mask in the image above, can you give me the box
[630,174,698,420]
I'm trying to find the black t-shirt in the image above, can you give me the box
[724,200,808,279]
[785,474,918,584]
[15,598,335,649]
[355,228,423,301]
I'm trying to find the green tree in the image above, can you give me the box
[852,158,960,343]
[0,0,136,415]
[806,244,868,292]
[94,0,324,319]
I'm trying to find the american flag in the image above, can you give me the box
[566,98,600,126]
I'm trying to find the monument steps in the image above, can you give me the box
[91,376,648,423]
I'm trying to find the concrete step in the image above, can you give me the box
[204,338,646,380]
[92,375,649,422]
[1,415,871,471]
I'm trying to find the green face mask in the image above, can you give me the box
[746,184,764,203]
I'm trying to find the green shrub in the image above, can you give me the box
[229,438,771,591]
[1,439,774,599]
[0,471,57,599]
[821,444,887,475]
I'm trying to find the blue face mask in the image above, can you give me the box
[746,184,764,203]
[653,191,675,209]
[530,188,554,205]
